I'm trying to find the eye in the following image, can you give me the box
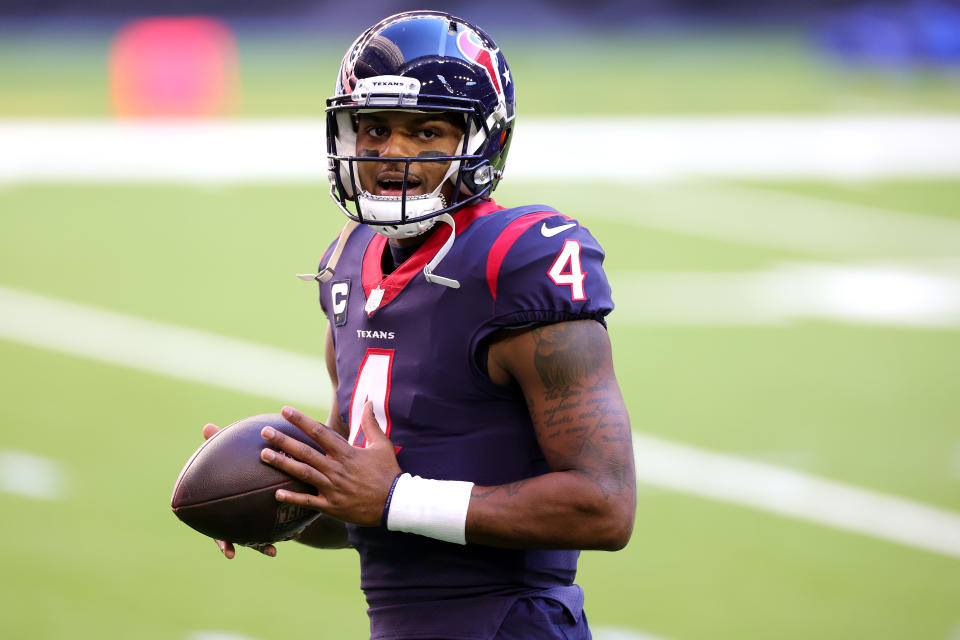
[418,128,439,140]
[365,126,388,138]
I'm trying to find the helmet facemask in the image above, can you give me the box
[319,11,515,290]
[327,80,504,239]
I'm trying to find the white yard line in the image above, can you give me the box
[635,435,960,559]
[608,260,960,328]
[3,115,960,183]
[0,285,330,408]
[187,633,262,640]
[593,628,672,640]
[0,119,325,183]
[518,115,960,180]
[592,181,960,259]
[4,119,959,261]
[0,450,67,500]
[2,284,960,558]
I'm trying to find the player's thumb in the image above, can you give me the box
[360,401,389,444]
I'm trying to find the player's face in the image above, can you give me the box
[355,111,464,200]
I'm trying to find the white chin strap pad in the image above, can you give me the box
[356,192,446,238]
[355,147,462,239]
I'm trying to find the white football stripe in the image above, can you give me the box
[2,115,960,183]
[592,182,960,259]
[2,285,960,557]
[593,627,672,640]
[187,632,262,640]
[634,434,960,559]
[0,450,67,500]
[608,261,960,328]
[518,115,960,180]
[0,285,330,408]
[0,119,324,183]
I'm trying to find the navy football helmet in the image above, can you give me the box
[326,10,516,239]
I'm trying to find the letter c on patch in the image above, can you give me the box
[332,280,350,326]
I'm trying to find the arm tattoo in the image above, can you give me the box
[471,321,634,504]
[529,322,634,500]
[472,478,531,499]
[531,323,606,399]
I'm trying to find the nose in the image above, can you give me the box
[379,131,415,159]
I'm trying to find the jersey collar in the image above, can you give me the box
[360,200,504,315]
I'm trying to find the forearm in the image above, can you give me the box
[466,468,635,551]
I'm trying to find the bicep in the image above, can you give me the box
[491,320,635,496]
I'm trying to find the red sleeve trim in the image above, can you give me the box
[485,212,572,302]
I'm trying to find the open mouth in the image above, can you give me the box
[376,174,423,197]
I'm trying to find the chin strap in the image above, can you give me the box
[422,213,460,289]
[296,220,359,283]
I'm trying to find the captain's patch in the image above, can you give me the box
[331,280,350,327]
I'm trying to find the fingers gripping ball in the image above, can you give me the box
[171,414,324,545]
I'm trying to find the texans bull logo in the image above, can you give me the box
[456,29,506,98]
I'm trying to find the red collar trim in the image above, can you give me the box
[360,200,505,314]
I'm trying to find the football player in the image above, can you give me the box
[207,10,636,639]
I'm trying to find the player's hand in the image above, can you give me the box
[201,423,277,559]
[259,402,402,527]
[213,538,277,559]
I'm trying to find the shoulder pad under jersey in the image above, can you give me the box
[484,211,613,327]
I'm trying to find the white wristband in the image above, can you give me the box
[385,473,474,545]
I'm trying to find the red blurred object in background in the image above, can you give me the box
[109,17,240,117]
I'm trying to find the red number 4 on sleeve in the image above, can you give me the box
[547,239,586,301]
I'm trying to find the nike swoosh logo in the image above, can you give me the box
[541,222,577,237]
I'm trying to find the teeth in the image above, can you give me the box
[379,180,420,190]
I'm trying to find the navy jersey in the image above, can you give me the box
[316,200,614,640]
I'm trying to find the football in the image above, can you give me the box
[171,413,323,545]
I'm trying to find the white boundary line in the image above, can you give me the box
[2,284,960,558]
[3,115,960,183]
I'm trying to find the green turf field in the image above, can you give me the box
[1,27,959,640]
[2,178,959,640]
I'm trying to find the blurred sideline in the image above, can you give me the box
[3,116,960,182]
[2,283,960,559]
